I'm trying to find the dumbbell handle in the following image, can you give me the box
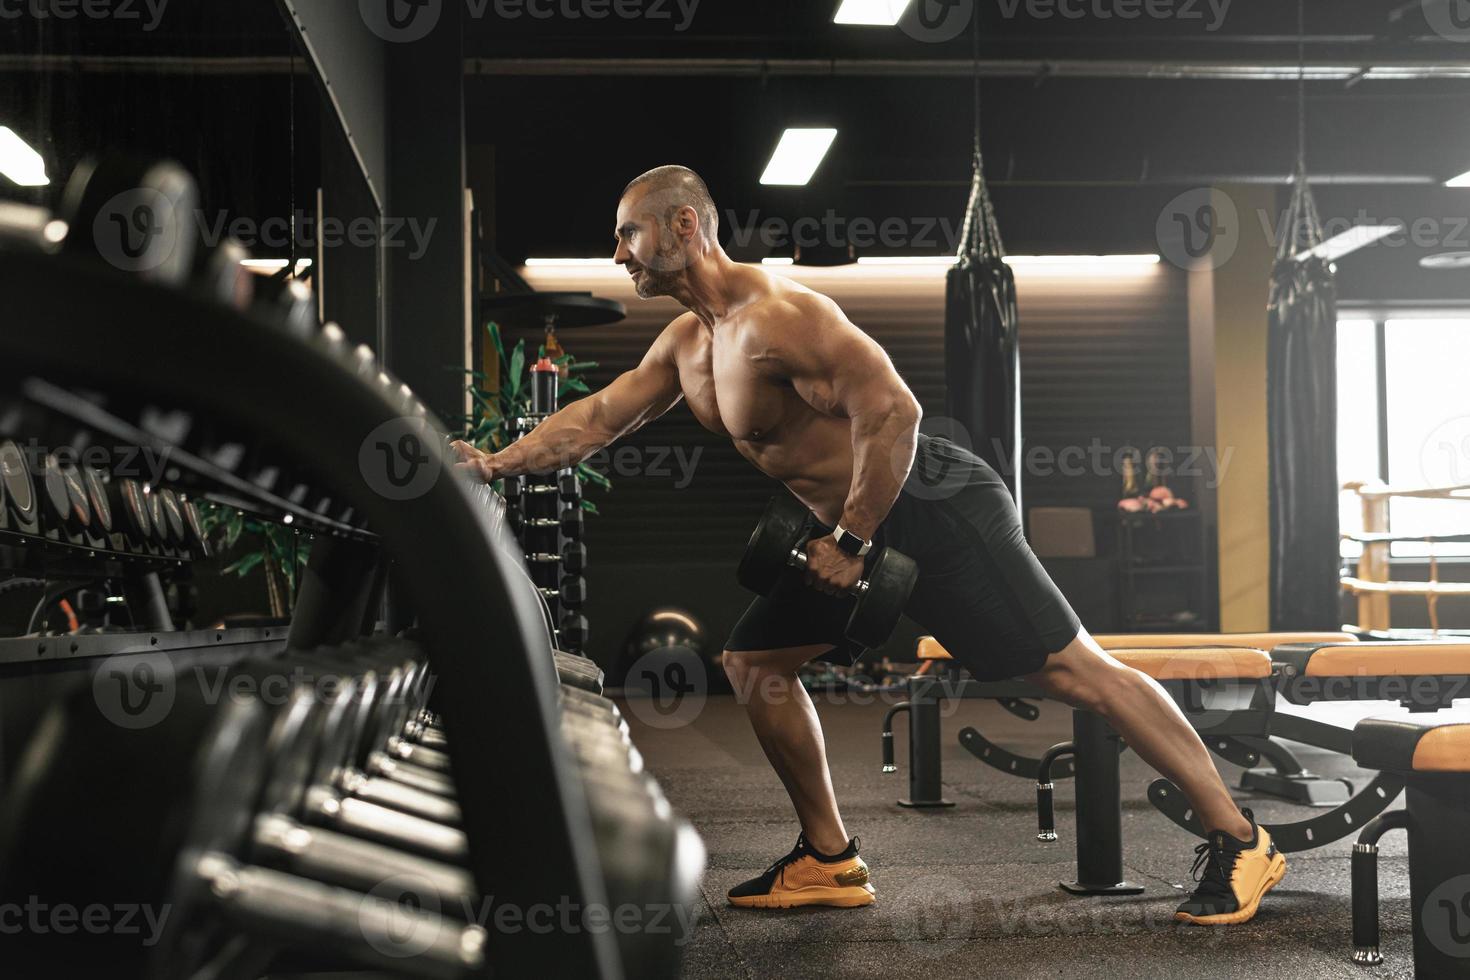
[197,851,484,980]
[787,547,871,594]
[254,813,471,905]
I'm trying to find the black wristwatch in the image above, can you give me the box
[831,524,873,557]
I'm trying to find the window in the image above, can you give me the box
[1338,314,1470,558]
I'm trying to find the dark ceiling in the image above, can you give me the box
[2,0,1468,301]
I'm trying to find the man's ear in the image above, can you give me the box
[673,205,701,244]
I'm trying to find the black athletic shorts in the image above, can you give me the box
[725,434,1082,681]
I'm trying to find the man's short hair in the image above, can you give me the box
[621,165,719,242]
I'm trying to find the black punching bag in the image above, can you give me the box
[1268,171,1340,630]
[945,150,1021,506]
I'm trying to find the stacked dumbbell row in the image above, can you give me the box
[0,156,369,537]
[0,637,699,979]
[505,358,589,654]
[0,436,210,562]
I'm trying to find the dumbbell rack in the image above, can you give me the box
[504,357,589,654]
[0,241,704,978]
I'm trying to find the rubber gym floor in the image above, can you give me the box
[623,692,1419,980]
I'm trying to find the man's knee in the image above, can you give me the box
[1034,654,1138,714]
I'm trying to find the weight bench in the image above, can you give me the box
[1150,642,1470,854]
[880,631,1353,809]
[1349,715,1470,977]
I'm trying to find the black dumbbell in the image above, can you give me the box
[539,576,587,606]
[559,613,589,651]
[58,154,199,286]
[562,541,587,574]
[560,505,584,540]
[558,470,581,501]
[738,495,918,648]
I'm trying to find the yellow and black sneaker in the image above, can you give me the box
[1174,809,1287,926]
[727,833,875,910]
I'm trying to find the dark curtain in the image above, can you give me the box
[1267,174,1340,630]
[945,151,1021,506]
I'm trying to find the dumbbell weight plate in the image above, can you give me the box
[82,466,113,533]
[561,540,588,574]
[143,485,166,542]
[0,440,35,522]
[158,488,187,544]
[179,494,210,555]
[107,476,151,541]
[60,459,93,529]
[553,649,603,693]
[844,547,920,649]
[737,495,809,595]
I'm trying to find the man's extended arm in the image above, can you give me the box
[452,318,687,482]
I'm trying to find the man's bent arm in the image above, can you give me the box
[455,318,686,481]
[761,293,921,540]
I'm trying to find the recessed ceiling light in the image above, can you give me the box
[1446,170,1470,188]
[833,0,912,26]
[1419,251,1470,270]
[1296,225,1400,263]
[0,126,48,186]
[760,129,838,186]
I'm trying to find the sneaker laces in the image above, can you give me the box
[1189,837,1240,899]
[761,833,813,883]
